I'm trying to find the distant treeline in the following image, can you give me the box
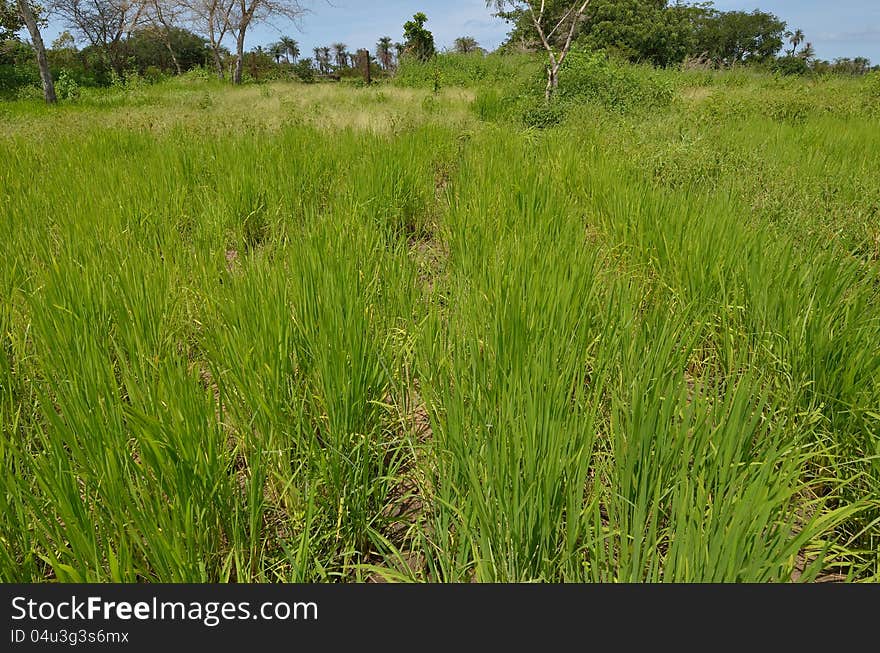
[497,0,875,74]
[2,0,876,98]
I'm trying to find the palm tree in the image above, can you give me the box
[321,46,332,73]
[279,36,300,63]
[313,46,323,72]
[376,36,393,70]
[268,42,284,64]
[332,43,348,69]
[798,42,815,62]
[787,29,805,56]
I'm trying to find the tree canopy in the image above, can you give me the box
[402,12,435,62]
[496,1,789,67]
[1,0,24,41]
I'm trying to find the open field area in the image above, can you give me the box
[2,65,880,582]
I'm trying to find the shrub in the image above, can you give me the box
[766,96,813,123]
[0,61,39,97]
[292,59,315,83]
[774,56,810,77]
[555,50,676,113]
[143,65,165,84]
[864,71,880,115]
[521,100,566,129]
[14,84,43,101]
[55,70,81,101]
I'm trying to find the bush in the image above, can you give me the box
[863,71,880,117]
[774,56,810,76]
[143,66,165,84]
[555,50,676,113]
[55,70,81,101]
[292,59,315,83]
[766,96,813,123]
[14,84,43,101]
[1,40,38,92]
[521,100,566,129]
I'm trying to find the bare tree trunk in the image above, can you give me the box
[170,46,182,75]
[17,0,56,104]
[233,28,246,84]
[152,1,182,75]
[211,45,225,79]
[544,66,556,102]
[162,37,182,75]
[529,0,590,102]
[207,18,225,80]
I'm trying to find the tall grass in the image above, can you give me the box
[1,70,878,582]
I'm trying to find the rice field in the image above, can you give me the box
[1,71,879,582]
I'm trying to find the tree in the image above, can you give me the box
[145,0,189,74]
[1,0,24,41]
[312,44,329,74]
[278,34,297,62]
[786,28,804,56]
[16,0,57,102]
[268,40,282,63]
[291,55,312,80]
[578,0,696,67]
[51,0,148,76]
[125,25,207,74]
[690,9,786,67]
[331,41,347,68]
[797,41,814,62]
[181,0,235,79]
[453,35,479,54]
[490,1,591,100]
[51,29,76,49]
[402,11,434,62]
[228,0,307,84]
[376,35,392,69]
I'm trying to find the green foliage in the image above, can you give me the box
[402,12,435,62]
[0,0,23,41]
[55,69,80,100]
[577,0,695,67]
[1,38,37,94]
[691,8,787,66]
[472,87,511,122]
[124,27,208,76]
[812,57,873,76]
[292,58,315,83]
[497,1,787,68]
[376,36,393,70]
[2,65,879,584]
[774,55,810,76]
[395,52,540,89]
[520,99,566,128]
[864,71,880,116]
[555,50,676,113]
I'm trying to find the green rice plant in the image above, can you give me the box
[1,69,878,583]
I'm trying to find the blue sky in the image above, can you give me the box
[40,1,880,64]
[711,1,880,62]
